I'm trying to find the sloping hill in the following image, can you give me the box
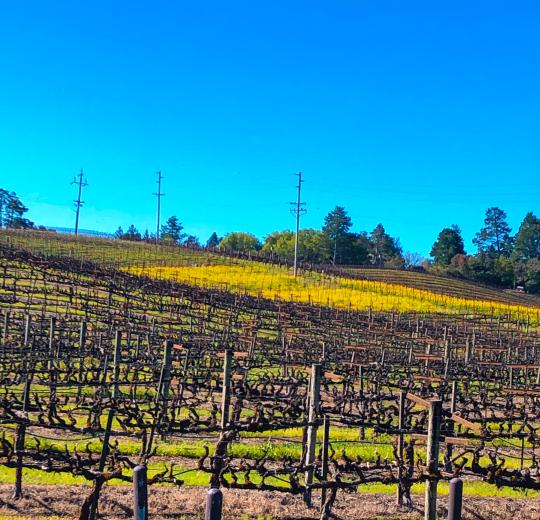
[1,229,538,312]
[342,266,540,308]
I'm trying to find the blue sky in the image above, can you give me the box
[1,1,539,256]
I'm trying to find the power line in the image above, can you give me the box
[290,172,306,277]
[153,171,165,243]
[71,168,88,237]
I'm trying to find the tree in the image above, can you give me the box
[206,232,221,249]
[184,235,201,248]
[125,224,141,241]
[403,251,425,269]
[524,259,540,293]
[114,226,124,239]
[262,230,295,258]
[299,229,332,263]
[219,232,261,253]
[513,212,540,262]
[262,229,331,263]
[322,206,352,264]
[143,229,151,241]
[339,232,370,265]
[0,189,34,229]
[369,224,402,267]
[473,207,513,256]
[430,225,465,265]
[160,216,186,244]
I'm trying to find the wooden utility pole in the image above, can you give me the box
[153,171,164,243]
[290,172,306,277]
[71,168,88,236]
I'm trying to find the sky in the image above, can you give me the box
[0,1,539,257]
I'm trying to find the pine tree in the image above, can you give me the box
[369,224,402,267]
[206,232,221,249]
[513,212,540,261]
[473,207,513,256]
[322,206,352,264]
[430,225,465,265]
[160,216,186,244]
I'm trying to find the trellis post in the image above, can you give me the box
[133,465,148,520]
[425,400,442,520]
[396,390,406,506]
[447,478,463,520]
[221,349,233,430]
[304,363,321,506]
[321,414,330,507]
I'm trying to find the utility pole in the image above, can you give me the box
[289,172,306,277]
[153,171,164,243]
[71,168,88,237]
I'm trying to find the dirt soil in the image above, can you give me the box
[0,484,539,520]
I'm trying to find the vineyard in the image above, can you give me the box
[0,232,539,519]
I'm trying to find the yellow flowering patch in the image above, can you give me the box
[128,263,540,325]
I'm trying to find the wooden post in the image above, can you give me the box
[48,317,57,417]
[321,414,330,508]
[445,382,457,472]
[304,363,321,506]
[133,465,148,520]
[135,334,141,360]
[205,487,223,520]
[425,344,431,370]
[447,478,463,520]
[159,340,173,420]
[23,314,31,348]
[77,320,87,399]
[221,349,233,430]
[520,435,525,471]
[13,371,32,499]
[358,365,366,440]
[1,311,9,346]
[509,367,514,389]
[424,400,442,520]
[396,390,406,506]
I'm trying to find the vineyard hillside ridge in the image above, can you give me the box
[1,229,539,324]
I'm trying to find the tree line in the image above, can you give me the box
[2,187,539,294]
[430,207,540,293]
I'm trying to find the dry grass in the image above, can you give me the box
[0,484,538,520]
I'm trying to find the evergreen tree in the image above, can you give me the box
[114,226,124,239]
[369,224,402,266]
[339,232,370,265]
[513,212,540,261]
[322,206,352,264]
[0,189,33,228]
[473,207,513,256]
[430,225,465,265]
[160,216,186,244]
[125,224,141,241]
[206,232,221,249]
[184,235,201,247]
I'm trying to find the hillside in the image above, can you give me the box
[1,229,539,318]
[342,266,540,308]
